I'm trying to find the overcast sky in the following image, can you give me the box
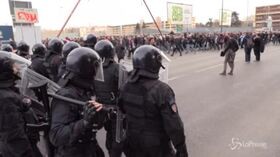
[0,0,279,29]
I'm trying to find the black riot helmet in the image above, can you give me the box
[9,40,17,50]
[94,40,115,59]
[17,41,30,53]
[62,41,80,62]
[84,34,97,49]
[66,47,103,81]
[47,38,64,54]
[1,44,13,52]
[133,45,170,74]
[32,43,47,57]
[0,57,18,83]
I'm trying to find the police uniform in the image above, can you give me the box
[57,41,80,80]
[0,57,35,157]
[84,34,97,50]
[94,40,127,157]
[17,41,30,59]
[44,38,64,82]
[49,47,105,157]
[30,43,49,78]
[119,45,188,157]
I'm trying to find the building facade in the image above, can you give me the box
[255,4,280,31]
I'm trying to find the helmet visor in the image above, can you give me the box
[155,47,171,62]
[94,59,104,82]
[0,51,31,78]
[0,51,31,66]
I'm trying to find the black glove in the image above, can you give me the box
[82,104,97,127]
[176,143,188,157]
[220,51,225,57]
[19,97,32,112]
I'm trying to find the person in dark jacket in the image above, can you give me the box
[119,45,188,157]
[115,40,126,63]
[242,33,254,62]
[0,57,35,157]
[253,34,262,62]
[49,47,106,157]
[171,36,183,56]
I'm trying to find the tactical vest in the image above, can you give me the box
[44,51,60,82]
[121,79,164,136]
[94,63,119,105]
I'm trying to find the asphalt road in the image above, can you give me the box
[97,45,280,157]
[169,45,280,157]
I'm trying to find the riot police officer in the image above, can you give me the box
[1,44,13,52]
[17,41,30,59]
[57,41,80,80]
[84,34,97,49]
[0,56,34,157]
[119,45,188,157]
[49,47,106,157]
[44,38,64,82]
[30,43,49,78]
[94,40,126,157]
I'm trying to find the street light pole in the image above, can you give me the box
[220,0,224,33]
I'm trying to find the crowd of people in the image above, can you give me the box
[40,31,279,59]
[2,31,279,61]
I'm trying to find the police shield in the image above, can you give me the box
[0,51,31,72]
[20,68,60,97]
[159,61,169,83]
[95,60,104,82]
[118,60,132,89]
[0,51,31,91]
[0,51,60,97]
[155,47,170,83]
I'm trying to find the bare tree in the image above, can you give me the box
[231,11,242,27]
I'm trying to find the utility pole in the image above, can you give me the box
[220,0,224,33]
[247,0,249,26]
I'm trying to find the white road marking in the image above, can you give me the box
[195,63,223,73]
[169,74,188,81]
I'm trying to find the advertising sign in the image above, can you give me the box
[14,8,39,23]
[167,2,193,25]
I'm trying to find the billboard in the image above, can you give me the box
[167,2,193,25]
[0,26,14,43]
[220,10,232,26]
[14,8,39,24]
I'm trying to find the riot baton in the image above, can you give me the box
[142,0,164,39]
